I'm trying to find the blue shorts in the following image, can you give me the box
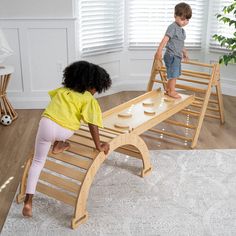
[163,53,181,79]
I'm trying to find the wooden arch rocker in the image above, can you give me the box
[17,89,194,229]
[17,129,151,229]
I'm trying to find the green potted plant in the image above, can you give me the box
[213,0,236,65]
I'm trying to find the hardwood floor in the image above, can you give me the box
[0,91,236,232]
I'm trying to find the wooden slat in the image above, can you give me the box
[67,141,98,159]
[181,69,211,77]
[80,124,122,136]
[180,110,200,117]
[48,151,92,170]
[39,171,80,194]
[44,160,86,182]
[157,68,211,80]
[195,96,218,104]
[153,79,207,93]
[80,126,118,139]
[190,103,219,112]
[100,127,123,136]
[205,113,221,119]
[163,119,196,129]
[177,77,209,85]
[181,71,211,80]
[182,60,213,68]
[149,128,193,142]
[115,147,142,159]
[36,182,76,206]
[75,129,113,143]
[69,135,95,148]
[103,126,127,134]
[181,109,221,119]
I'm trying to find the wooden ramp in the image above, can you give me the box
[17,89,194,229]
[147,59,225,148]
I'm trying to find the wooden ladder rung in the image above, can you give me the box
[163,119,196,129]
[181,71,211,80]
[67,142,98,159]
[69,135,96,149]
[205,113,221,119]
[195,96,218,104]
[39,171,80,194]
[193,100,203,105]
[80,125,119,138]
[44,160,86,182]
[181,69,211,77]
[48,151,92,170]
[103,126,127,134]
[116,147,142,159]
[180,110,200,117]
[157,68,211,80]
[149,128,193,142]
[75,129,113,143]
[152,79,207,94]
[36,182,76,206]
[182,60,214,68]
[182,109,221,120]
[177,77,209,85]
[190,103,219,112]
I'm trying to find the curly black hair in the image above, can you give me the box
[62,61,112,94]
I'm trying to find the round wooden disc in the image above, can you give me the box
[144,110,156,115]
[118,112,132,118]
[142,100,154,106]
[114,123,130,129]
[164,98,175,102]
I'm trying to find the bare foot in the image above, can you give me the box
[167,91,181,99]
[22,203,32,217]
[52,141,70,154]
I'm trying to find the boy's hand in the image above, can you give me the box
[182,48,189,62]
[98,142,110,155]
[183,53,189,62]
[155,52,162,61]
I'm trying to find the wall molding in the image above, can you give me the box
[1,18,235,110]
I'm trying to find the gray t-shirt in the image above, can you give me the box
[165,22,186,58]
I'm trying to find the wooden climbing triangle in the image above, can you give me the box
[147,59,225,148]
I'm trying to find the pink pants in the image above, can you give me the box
[26,117,74,194]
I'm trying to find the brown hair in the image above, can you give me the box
[175,2,192,20]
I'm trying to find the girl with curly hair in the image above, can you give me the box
[22,61,112,217]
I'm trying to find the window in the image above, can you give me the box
[209,0,235,50]
[128,0,205,49]
[79,0,124,56]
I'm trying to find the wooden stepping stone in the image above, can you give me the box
[118,112,132,118]
[142,100,154,106]
[114,123,130,129]
[164,97,175,102]
[144,109,156,116]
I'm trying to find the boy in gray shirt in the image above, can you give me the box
[155,2,192,98]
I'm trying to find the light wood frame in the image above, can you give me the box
[17,89,194,229]
[147,59,225,148]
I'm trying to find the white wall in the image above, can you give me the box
[1,19,77,108]
[0,0,74,18]
[0,0,235,109]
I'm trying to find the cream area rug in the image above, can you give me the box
[2,149,236,236]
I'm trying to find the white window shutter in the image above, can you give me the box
[209,0,235,51]
[79,0,124,56]
[128,0,205,49]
